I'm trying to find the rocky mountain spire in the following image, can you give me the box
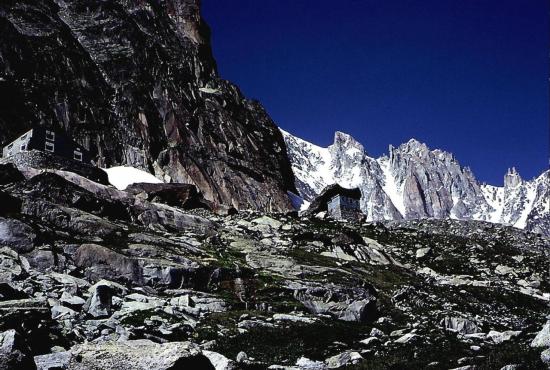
[504,167,523,189]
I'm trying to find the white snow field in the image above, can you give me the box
[104,166,163,190]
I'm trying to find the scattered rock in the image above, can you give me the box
[415,247,431,259]
[34,351,72,370]
[236,351,249,363]
[441,317,481,335]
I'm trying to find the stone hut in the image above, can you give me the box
[305,184,363,221]
[2,128,90,163]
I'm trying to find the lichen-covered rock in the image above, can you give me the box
[290,282,377,322]
[34,351,72,370]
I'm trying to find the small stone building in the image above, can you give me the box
[327,191,361,220]
[2,128,90,163]
[304,184,363,221]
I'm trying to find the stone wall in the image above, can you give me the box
[0,150,108,185]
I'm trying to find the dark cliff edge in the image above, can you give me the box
[0,0,296,211]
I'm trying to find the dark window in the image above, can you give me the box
[74,150,82,161]
[20,144,26,151]
[45,142,54,152]
[46,130,55,141]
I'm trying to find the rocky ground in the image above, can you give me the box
[1,162,550,370]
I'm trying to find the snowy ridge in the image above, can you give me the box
[378,156,405,217]
[281,128,549,235]
[280,129,335,198]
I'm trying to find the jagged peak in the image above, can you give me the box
[507,167,519,175]
[333,131,360,144]
[396,138,430,155]
[331,131,366,156]
[504,167,523,188]
[406,138,425,146]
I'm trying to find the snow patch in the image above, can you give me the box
[345,147,362,157]
[287,191,310,211]
[104,166,163,190]
[378,157,405,217]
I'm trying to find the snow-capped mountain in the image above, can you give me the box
[281,129,550,235]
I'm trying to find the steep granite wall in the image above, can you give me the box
[0,0,296,211]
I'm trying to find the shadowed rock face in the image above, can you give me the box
[0,0,296,211]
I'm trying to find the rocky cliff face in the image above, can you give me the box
[282,130,550,235]
[0,0,296,211]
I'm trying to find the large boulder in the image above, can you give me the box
[34,351,72,370]
[74,244,143,285]
[532,321,550,348]
[14,172,131,221]
[325,351,363,368]
[125,183,213,211]
[21,200,123,239]
[84,283,113,318]
[290,282,377,322]
[34,340,215,370]
[135,201,218,234]
[0,247,28,281]
[0,218,36,253]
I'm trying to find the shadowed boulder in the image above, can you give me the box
[74,244,143,285]
[125,183,212,211]
[0,164,25,186]
[0,218,36,253]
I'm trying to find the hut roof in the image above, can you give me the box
[304,184,361,215]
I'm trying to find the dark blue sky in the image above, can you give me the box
[202,0,549,185]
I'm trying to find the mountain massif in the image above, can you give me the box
[0,0,296,212]
[1,0,546,232]
[282,130,550,236]
[0,1,550,369]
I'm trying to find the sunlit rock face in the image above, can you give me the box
[0,0,296,211]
